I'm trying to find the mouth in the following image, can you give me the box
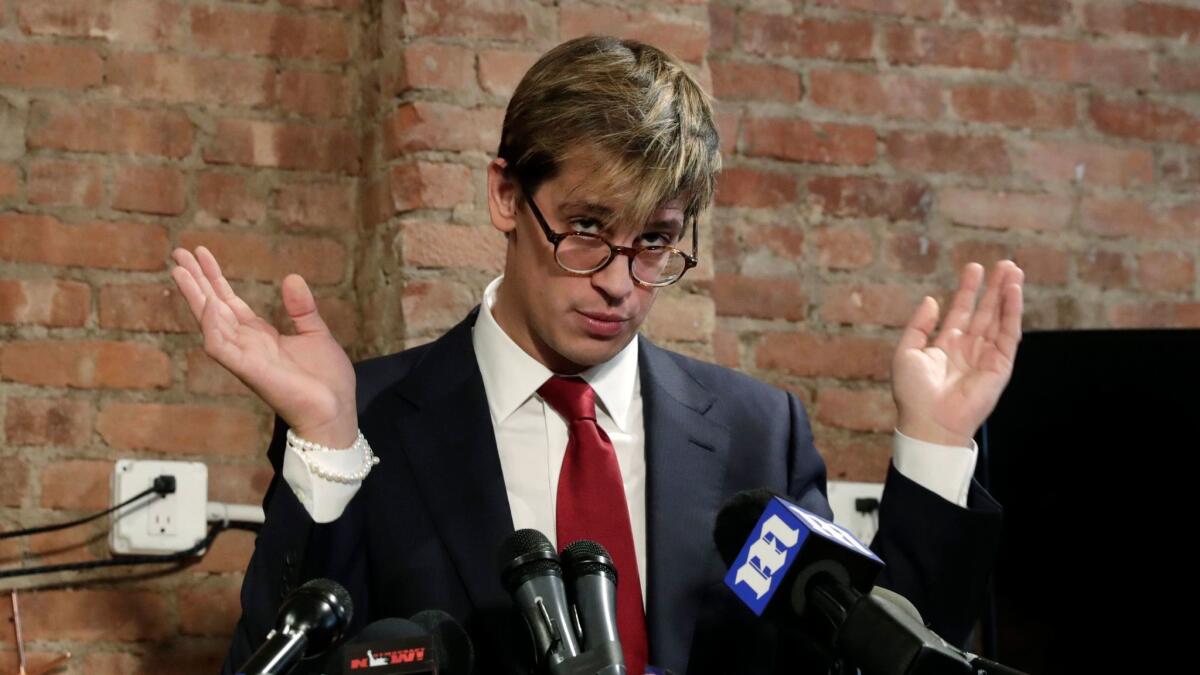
[575,309,630,338]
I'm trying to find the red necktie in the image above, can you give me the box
[538,375,648,675]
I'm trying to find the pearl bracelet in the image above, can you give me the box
[286,428,380,484]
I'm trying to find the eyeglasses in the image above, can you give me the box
[521,186,698,287]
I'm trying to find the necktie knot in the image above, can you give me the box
[538,376,596,422]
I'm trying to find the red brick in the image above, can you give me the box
[821,283,918,327]
[180,579,242,637]
[1013,139,1153,188]
[955,0,1071,26]
[308,295,359,347]
[951,240,1010,272]
[1137,251,1194,292]
[810,70,941,120]
[0,278,89,327]
[279,68,352,118]
[27,521,103,565]
[709,5,736,51]
[884,26,1014,70]
[740,13,873,62]
[711,61,802,102]
[0,652,70,675]
[1124,2,1200,42]
[1,340,170,389]
[711,274,806,321]
[819,433,891,482]
[1014,245,1069,286]
[560,5,709,64]
[384,102,503,156]
[1108,302,1200,328]
[811,227,875,269]
[1082,1,1126,34]
[807,175,930,221]
[401,222,505,272]
[0,214,167,271]
[938,189,1072,231]
[730,223,807,265]
[405,0,537,41]
[5,397,92,447]
[26,158,104,208]
[816,386,896,432]
[99,283,194,332]
[281,0,362,8]
[113,164,186,215]
[715,103,739,156]
[478,49,539,97]
[1089,96,1200,145]
[951,85,1076,129]
[1079,198,1194,239]
[179,231,346,285]
[886,233,940,276]
[402,279,481,336]
[196,172,268,225]
[81,647,226,675]
[0,164,19,200]
[396,43,474,92]
[191,527,256,573]
[755,332,892,380]
[192,6,350,62]
[275,179,357,231]
[1019,39,1150,88]
[642,293,715,343]
[97,402,263,456]
[18,589,173,642]
[885,132,1010,176]
[186,348,252,397]
[1162,151,1200,186]
[1161,59,1200,92]
[715,167,798,208]
[713,328,739,368]
[390,162,474,212]
[207,462,274,507]
[0,457,28,507]
[0,42,103,90]
[107,52,275,108]
[16,0,185,47]
[1077,250,1130,289]
[743,118,876,166]
[205,118,359,173]
[28,100,193,158]
[40,459,110,510]
[814,0,943,19]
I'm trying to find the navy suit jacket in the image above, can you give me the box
[223,309,1002,674]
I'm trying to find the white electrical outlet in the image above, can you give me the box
[827,480,885,545]
[109,459,208,555]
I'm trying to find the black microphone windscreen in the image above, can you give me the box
[297,578,354,624]
[410,610,474,675]
[713,488,779,566]
[497,528,561,593]
[561,539,617,583]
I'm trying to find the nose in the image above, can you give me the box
[590,250,637,302]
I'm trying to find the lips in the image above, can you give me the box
[575,309,630,338]
[577,310,631,323]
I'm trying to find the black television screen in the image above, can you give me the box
[978,329,1200,673]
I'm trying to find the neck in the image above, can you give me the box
[491,280,587,375]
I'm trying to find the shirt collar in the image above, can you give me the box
[472,275,639,431]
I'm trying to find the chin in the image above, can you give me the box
[556,335,631,369]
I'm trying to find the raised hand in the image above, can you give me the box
[891,260,1024,447]
[170,246,358,447]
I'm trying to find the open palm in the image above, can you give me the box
[171,246,358,447]
[892,261,1024,447]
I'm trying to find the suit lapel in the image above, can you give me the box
[388,309,515,611]
[640,338,730,670]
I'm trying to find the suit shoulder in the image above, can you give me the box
[351,342,436,406]
[655,346,793,410]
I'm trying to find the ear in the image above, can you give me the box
[487,158,519,235]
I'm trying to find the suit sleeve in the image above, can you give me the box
[221,416,371,674]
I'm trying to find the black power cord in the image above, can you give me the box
[0,475,177,540]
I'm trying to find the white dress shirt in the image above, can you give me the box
[282,276,980,600]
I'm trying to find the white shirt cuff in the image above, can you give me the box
[891,429,978,507]
[282,442,366,523]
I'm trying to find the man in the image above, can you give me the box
[171,36,1024,674]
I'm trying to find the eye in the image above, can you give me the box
[569,218,604,234]
[639,230,676,247]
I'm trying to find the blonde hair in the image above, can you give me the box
[498,35,721,230]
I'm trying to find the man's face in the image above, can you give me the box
[487,155,687,373]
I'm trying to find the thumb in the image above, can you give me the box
[281,274,329,336]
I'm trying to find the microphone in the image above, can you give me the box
[238,578,354,675]
[324,611,474,675]
[497,529,582,671]
[561,540,625,675]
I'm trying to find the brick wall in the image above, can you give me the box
[1,0,1196,671]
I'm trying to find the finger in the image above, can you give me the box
[194,246,258,324]
[173,247,218,301]
[170,263,207,323]
[934,262,984,347]
[281,274,330,336]
[985,264,1023,342]
[896,296,939,353]
[993,282,1023,361]
[967,260,1011,338]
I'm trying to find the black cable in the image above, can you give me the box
[0,475,177,540]
[0,520,229,580]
